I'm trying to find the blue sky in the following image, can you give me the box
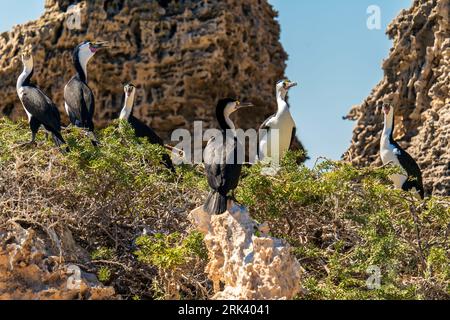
[0,1,45,32]
[269,0,412,164]
[0,1,412,165]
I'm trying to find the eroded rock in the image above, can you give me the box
[190,206,301,300]
[0,0,297,150]
[0,221,115,300]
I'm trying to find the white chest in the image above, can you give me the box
[380,139,401,166]
[380,135,407,189]
[259,111,295,161]
[17,88,33,122]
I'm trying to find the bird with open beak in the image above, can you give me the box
[64,40,109,145]
[258,79,299,166]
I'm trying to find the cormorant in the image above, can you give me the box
[203,98,254,215]
[119,83,175,172]
[16,52,66,148]
[380,104,425,199]
[258,79,298,164]
[64,41,108,145]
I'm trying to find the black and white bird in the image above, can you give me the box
[16,52,66,148]
[119,83,175,172]
[380,104,424,199]
[258,79,298,164]
[203,98,253,215]
[64,41,108,144]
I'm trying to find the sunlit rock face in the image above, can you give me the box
[0,222,115,300]
[191,206,301,300]
[345,0,449,196]
[0,0,299,149]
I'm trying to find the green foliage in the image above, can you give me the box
[98,266,112,283]
[238,152,450,300]
[0,118,448,300]
[134,231,207,271]
[0,118,207,300]
[91,247,116,260]
[134,231,208,300]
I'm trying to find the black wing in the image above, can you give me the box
[128,116,175,171]
[64,77,95,130]
[393,142,424,193]
[393,143,422,178]
[128,116,164,146]
[204,135,242,193]
[21,86,62,131]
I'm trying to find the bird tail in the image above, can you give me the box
[404,177,425,200]
[415,174,425,200]
[203,191,228,215]
[418,181,425,200]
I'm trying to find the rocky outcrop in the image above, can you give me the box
[190,206,301,300]
[0,0,292,145]
[345,0,449,196]
[0,221,115,300]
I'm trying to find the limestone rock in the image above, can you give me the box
[190,206,301,300]
[0,0,301,152]
[344,0,449,196]
[0,221,115,300]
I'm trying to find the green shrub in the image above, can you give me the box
[135,231,207,270]
[98,266,112,283]
[237,152,449,300]
[0,118,208,300]
[0,118,448,300]
[91,247,116,261]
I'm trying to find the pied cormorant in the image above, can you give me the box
[380,104,424,199]
[64,41,108,145]
[203,98,254,215]
[258,79,298,164]
[119,83,175,173]
[16,52,66,148]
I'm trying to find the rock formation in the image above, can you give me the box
[0,0,298,149]
[190,206,301,300]
[0,221,115,300]
[345,0,449,196]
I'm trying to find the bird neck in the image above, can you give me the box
[75,54,90,83]
[382,110,395,142]
[120,93,135,120]
[217,110,236,136]
[17,64,34,91]
[276,90,289,114]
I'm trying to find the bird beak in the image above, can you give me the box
[91,41,110,52]
[236,101,254,109]
[286,81,298,89]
